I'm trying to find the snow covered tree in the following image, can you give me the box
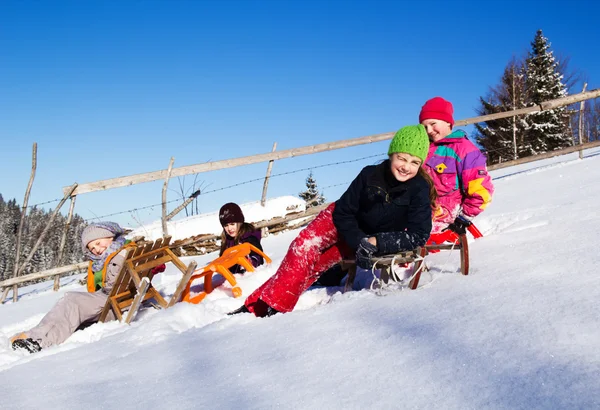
[0,194,87,281]
[299,171,325,208]
[474,58,528,164]
[573,96,600,144]
[523,30,571,155]
[591,100,600,142]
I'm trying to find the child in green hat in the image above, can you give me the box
[230,125,436,317]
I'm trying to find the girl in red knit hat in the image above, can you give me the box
[218,202,265,273]
[419,97,494,239]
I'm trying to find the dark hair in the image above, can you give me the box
[219,222,257,256]
[418,167,438,210]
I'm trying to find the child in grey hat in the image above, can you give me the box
[11,222,131,353]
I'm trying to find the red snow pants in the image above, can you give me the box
[244,202,353,316]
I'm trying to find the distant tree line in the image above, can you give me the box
[0,194,87,282]
[474,29,599,165]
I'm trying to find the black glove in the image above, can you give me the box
[356,238,378,270]
[445,215,472,235]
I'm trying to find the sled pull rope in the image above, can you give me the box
[368,253,427,295]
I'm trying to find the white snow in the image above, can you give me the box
[1,149,600,410]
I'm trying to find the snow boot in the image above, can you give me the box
[12,338,42,354]
[228,305,250,315]
[265,306,279,317]
[227,304,279,317]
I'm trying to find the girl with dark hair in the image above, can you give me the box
[218,202,264,273]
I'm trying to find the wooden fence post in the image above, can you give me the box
[261,142,277,206]
[162,157,175,237]
[579,83,588,160]
[11,143,37,302]
[12,184,78,302]
[166,189,201,221]
[53,195,77,291]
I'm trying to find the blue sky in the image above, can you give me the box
[1,0,598,228]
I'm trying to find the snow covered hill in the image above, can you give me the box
[1,150,600,410]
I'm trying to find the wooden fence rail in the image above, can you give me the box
[64,88,600,196]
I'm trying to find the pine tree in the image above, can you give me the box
[524,29,571,155]
[591,100,600,142]
[299,171,325,208]
[0,194,87,280]
[474,58,528,163]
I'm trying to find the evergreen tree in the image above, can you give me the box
[299,171,325,208]
[591,100,600,142]
[577,97,600,143]
[0,195,87,281]
[474,58,528,163]
[524,29,571,155]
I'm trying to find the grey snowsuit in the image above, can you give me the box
[27,250,127,348]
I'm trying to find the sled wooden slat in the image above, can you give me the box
[98,236,197,323]
[125,277,150,324]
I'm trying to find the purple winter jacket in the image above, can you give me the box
[425,130,494,233]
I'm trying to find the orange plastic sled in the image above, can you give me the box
[180,242,272,304]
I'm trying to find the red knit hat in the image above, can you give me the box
[419,97,454,127]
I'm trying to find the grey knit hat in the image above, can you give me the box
[81,225,115,251]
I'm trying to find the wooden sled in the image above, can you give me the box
[98,236,197,324]
[180,242,272,305]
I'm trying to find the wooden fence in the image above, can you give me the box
[0,203,330,301]
[3,89,600,302]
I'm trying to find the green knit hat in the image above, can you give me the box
[387,124,430,162]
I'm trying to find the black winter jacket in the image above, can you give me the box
[332,160,432,255]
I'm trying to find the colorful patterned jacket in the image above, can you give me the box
[424,130,494,233]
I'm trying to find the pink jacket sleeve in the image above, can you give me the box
[458,148,494,218]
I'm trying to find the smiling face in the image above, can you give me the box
[223,222,240,238]
[421,118,452,142]
[87,237,114,256]
[389,152,422,182]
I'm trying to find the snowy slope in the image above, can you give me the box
[1,150,600,410]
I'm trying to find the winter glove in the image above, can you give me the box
[150,263,166,275]
[445,215,472,235]
[355,238,378,270]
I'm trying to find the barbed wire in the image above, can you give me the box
[25,139,579,218]
[85,153,385,221]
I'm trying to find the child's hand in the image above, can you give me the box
[445,215,472,235]
[356,238,378,269]
[150,263,166,275]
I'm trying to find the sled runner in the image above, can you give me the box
[99,236,197,324]
[179,242,272,305]
[342,232,471,291]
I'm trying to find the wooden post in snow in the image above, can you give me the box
[261,142,277,206]
[11,143,37,303]
[162,157,174,237]
[54,195,77,291]
[166,189,201,221]
[14,184,78,287]
[579,83,588,160]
